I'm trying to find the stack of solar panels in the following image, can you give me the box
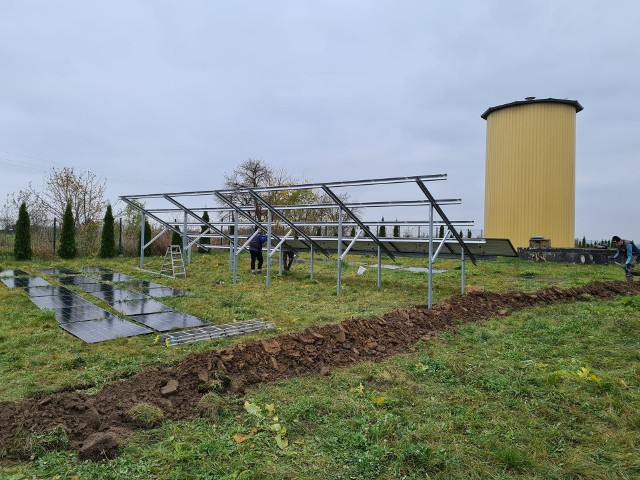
[1,269,152,343]
[158,318,274,347]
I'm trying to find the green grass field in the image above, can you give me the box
[1,251,639,479]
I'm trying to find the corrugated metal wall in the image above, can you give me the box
[484,102,577,248]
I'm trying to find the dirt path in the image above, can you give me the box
[1,280,637,461]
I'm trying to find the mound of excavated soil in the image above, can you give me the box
[1,280,637,461]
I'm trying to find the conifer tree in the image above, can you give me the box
[438,225,445,238]
[137,220,152,256]
[350,227,356,237]
[14,202,32,261]
[58,203,77,259]
[171,222,182,246]
[393,225,400,238]
[379,217,386,237]
[467,229,472,239]
[99,204,116,258]
[198,211,210,253]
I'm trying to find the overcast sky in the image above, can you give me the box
[1,1,638,242]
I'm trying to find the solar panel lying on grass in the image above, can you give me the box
[120,280,165,289]
[81,267,112,273]
[60,317,153,343]
[0,269,30,277]
[133,311,208,331]
[24,286,74,297]
[91,273,131,283]
[30,294,94,310]
[1,277,50,288]
[118,281,187,298]
[58,276,100,286]
[142,287,188,298]
[110,298,173,316]
[90,288,148,304]
[38,268,80,275]
[158,319,274,347]
[46,305,118,324]
[75,283,113,293]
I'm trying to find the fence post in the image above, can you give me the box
[118,217,123,255]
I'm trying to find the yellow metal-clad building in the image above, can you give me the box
[481,98,583,248]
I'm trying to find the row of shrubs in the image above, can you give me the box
[9,203,200,261]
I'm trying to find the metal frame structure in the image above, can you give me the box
[120,174,515,308]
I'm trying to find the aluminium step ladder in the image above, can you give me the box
[160,246,186,278]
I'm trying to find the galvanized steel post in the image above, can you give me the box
[310,244,315,280]
[266,210,272,287]
[428,205,433,308]
[461,248,466,294]
[337,207,342,296]
[182,212,188,265]
[233,214,239,285]
[377,245,382,288]
[139,212,145,269]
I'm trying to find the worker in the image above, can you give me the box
[283,250,295,271]
[249,228,268,274]
[610,235,640,282]
[282,235,299,271]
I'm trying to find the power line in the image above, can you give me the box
[0,151,180,190]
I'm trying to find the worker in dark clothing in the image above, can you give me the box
[611,235,640,282]
[282,235,298,271]
[283,250,295,271]
[249,228,268,274]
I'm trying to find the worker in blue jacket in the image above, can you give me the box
[611,235,640,282]
[249,228,268,274]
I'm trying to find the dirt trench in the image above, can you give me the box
[1,280,637,461]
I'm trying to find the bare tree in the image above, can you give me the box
[37,167,107,225]
[2,190,51,227]
[223,158,278,221]
[2,167,108,227]
[221,159,358,234]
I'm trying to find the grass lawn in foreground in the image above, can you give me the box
[1,251,638,479]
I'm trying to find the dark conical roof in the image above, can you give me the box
[481,98,583,120]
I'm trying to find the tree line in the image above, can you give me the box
[6,158,474,260]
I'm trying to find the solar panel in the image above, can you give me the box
[24,286,74,297]
[1,277,50,288]
[120,280,165,289]
[58,276,100,286]
[0,269,30,277]
[30,294,94,310]
[91,273,131,283]
[38,268,81,275]
[90,288,148,304]
[143,287,188,298]
[46,305,117,323]
[282,237,517,258]
[132,311,208,331]
[442,238,518,257]
[75,283,114,293]
[81,267,113,273]
[110,298,173,316]
[60,317,153,343]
